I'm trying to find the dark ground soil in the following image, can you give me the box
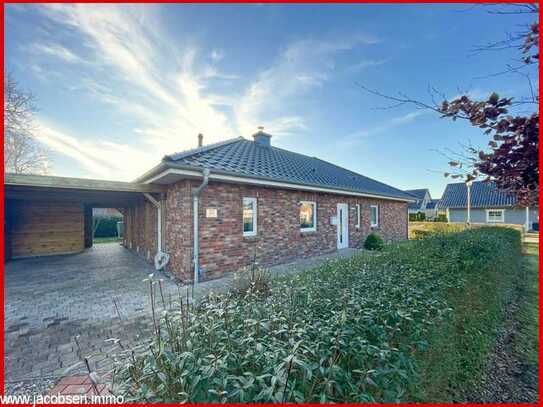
[466,252,539,403]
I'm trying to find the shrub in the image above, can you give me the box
[232,265,272,295]
[364,232,384,250]
[413,229,432,239]
[433,214,448,222]
[94,216,122,238]
[409,211,426,221]
[114,228,521,403]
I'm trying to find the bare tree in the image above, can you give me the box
[4,73,50,174]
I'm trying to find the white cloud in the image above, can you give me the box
[343,110,426,146]
[36,122,158,180]
[26,4,382,180]
[210,49,224,62]
[31,4,241,180]
[28,43,82,63]
[235,35,380,137]
[347,59,389,72]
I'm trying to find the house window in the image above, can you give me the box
[356,204,361,228]
[300,201,316,232]
[486,209,504,223]
[243,197,257,236]
[370,205,379,227]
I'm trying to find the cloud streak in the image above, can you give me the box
[342,110,427,147]
[22,4,381,180]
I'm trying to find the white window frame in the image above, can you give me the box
[242,197,257,236]
[486,209,505,223]
[356,204,361,228]
[300,201,317,232]
[370,205,379,227]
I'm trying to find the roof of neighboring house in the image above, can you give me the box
[405,188,429,200]
[439,181,517,209]
[425,199,440,210]
[139,133,414,201]
[405,188,430,210]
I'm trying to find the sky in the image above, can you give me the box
[5,4,538,198]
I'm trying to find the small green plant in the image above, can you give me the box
[232,265,272,295]
[364,232,384,250]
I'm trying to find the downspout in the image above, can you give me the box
[192,168,210,285]
[144,193,169,271]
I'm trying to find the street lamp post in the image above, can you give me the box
[466,180,473,226]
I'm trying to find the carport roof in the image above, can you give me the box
[5,173,166,207]
[5,173,166,193]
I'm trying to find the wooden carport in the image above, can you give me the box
[5,174,166,260]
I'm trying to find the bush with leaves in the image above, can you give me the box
[114,228,521,403]
[409,212,426,222]
[363,232,384,250]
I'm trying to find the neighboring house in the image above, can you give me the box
[439,181,538,230]
[423,199,442,220]
[124,130,414,282]
[405,188,431,215]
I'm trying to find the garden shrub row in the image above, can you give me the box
[116,227,521,403]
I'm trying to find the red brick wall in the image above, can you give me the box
[160,180,407,281]
[163,180,194,278]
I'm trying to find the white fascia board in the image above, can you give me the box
[144,168,415,203]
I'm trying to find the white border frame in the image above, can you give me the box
[300,201,317,232]
[242,197,257,236]
[486,208,505,223]
[370,205,379,227]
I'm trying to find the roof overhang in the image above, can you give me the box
[141,166,416,203]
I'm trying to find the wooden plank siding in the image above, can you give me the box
[6,200,85,258]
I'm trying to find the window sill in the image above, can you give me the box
[300,229,316,234]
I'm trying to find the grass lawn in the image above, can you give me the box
[516,247,539,366]
[93,236,121,244]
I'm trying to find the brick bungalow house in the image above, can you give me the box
[123,130,414,282]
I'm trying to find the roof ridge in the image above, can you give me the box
[164,136,244,162]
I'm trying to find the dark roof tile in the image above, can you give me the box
[439,181,517,208]
[164,137,413,200]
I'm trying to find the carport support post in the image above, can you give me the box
[143,193,162,253]
[84,205,93,248]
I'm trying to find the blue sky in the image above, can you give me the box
[5,4,538,198]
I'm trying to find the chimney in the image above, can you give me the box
[252,126,272,147]
[198,133,203,148]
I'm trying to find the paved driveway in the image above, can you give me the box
[4,243,179,384]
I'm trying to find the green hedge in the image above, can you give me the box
[116,228,521,403]
[94,216,122,238]
[409,212,426,221]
